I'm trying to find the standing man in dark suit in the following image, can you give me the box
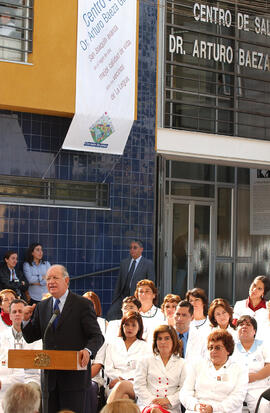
[22,264,104,413]
[107,239,155,320]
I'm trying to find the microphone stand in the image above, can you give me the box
[42,310,60,413]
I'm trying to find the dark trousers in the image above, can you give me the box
[85,381,99,413]
[46,383,87,413]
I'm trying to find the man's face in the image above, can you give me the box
[174,306,193,333]
[10,303,25,327]
[46,266,69,298]
[129,242,143,260]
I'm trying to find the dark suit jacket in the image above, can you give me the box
[0,263,29,298]
[22,290,104,392]
[107,256,155,320]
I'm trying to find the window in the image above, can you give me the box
[0,175,110,209]
[0,0,33,62]
[164,0,270,141]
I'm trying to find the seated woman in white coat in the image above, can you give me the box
[134,280,164,344]
[105,311,150,402]
[186,288,209,334]
[234,315,270,413]
[207,298,237,340]
[134,324,186,413]
[161,294,181,327]
[105,296,141,342]
[179,330,248,413]
[233,275,270,339]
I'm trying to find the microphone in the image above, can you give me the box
[43,309,60,348]
[47,309,60,328]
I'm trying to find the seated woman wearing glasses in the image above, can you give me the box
[234,315,270,413]
[180,330,248,413]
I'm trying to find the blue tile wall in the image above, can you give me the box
[0,1,158,316]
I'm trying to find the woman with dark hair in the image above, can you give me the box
[134,324,186,413]
[234,315,270,413]
[233,275,270,339]
[186,288,208,332]
[105,311,150,402]
[207,298,237,341]
[135,280,164,343]
[106,296,141,342]
[0,251,28,300]
[23,243,50,304]
[180,330,248,413]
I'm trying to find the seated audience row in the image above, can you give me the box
[83,274,270,413]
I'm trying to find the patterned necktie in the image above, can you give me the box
[179,333,184,358]
[53,299,60,330]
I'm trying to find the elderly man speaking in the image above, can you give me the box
[22,264,104,413]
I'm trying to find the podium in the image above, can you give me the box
[8,349,87,370]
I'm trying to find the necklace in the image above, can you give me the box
[195,318,207,329]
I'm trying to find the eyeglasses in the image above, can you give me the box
[238,321,253,327]
[208,345,226,351]
[130,246,138,250]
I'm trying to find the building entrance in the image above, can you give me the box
[158,157,270,305]
[166,201,214,300]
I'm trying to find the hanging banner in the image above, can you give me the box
[250,169,270,235]
[63,0,139,154]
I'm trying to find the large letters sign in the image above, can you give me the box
[63,0,139,154]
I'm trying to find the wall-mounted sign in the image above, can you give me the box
[169,2,270,71]
[63,0,139,154]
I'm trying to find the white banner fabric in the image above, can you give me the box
[63,0,138,154]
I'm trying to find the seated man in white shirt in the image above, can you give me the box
[174,300,205,362]
[0,299,42,413]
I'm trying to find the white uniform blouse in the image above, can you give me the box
[134,353,186,413]
[179,357,248,413]
[104,337,150,381]
[233,339,270,391]
[140,305,165,345]
[233,300,268,340]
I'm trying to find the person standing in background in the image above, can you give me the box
[23,243,50,304]
[107,240,155,320]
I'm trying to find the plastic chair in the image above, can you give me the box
[254,388,270,413]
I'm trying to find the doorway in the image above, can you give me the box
[164,200,215,300]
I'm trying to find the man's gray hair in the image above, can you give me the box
[62,265,69,279]
[3,383,40,413]
[47,264,69,279]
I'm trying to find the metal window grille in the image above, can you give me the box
[0,0,33,62]
[0,175,110,209]
[164,0,270,141]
